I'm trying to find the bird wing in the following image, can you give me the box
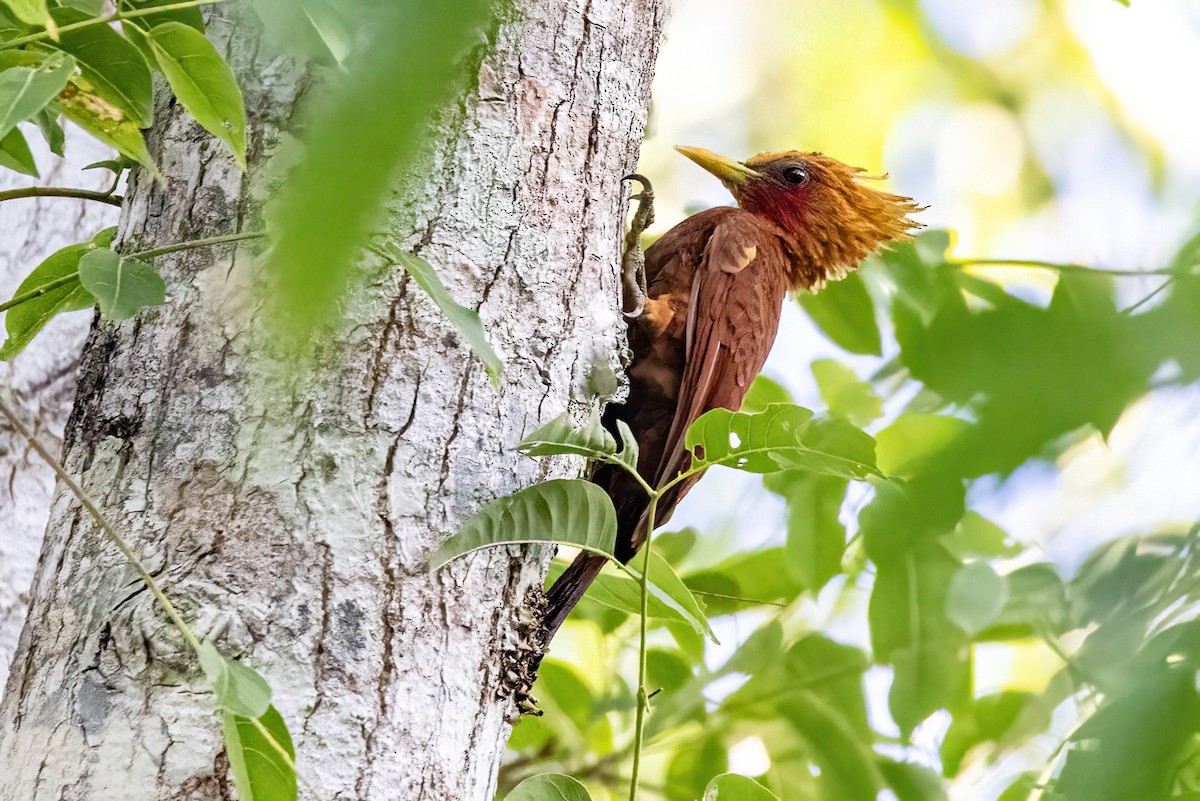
[647,212,788,511]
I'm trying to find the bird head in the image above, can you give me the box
[675,145,923,288]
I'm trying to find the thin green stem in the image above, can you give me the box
[0,271,79,313]
[128,231,267,260]
[947,257,1177,278]
[0,186,124,206]
[0,0,224,49]
[0,393,202,653]
[628,491,658,801]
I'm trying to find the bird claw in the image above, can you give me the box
[621,174,654,318]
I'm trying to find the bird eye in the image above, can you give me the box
[782,165,809,185]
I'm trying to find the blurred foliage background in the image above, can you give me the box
[503,1,1200,800]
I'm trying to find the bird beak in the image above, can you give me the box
[675,146,760,193]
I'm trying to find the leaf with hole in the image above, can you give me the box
[685,403,878,480]
[146,21,246,167]
[0,51,75,142]
[77,248,165,320]
[223,705,297,801]
[430,479,616,568]
[0,227,113,360]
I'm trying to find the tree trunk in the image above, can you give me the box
[0,131,118,687]
[0,1,665,799]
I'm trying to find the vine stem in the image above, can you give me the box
[0,186,123,206]
[0,232,267,315]
[946,257,1177,278]
[628,491,658,801]
[0,393,201,653]
[0,0,225,50]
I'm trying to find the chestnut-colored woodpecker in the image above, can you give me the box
[543,146,922,638]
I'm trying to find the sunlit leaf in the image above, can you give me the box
[0,50,75,141]
[0,125,37,175]
[880,759,949,801]
[387,247,504,385]
[197,641,272,719]
[812,358,882,426]
[49,8,154,127]
[77,248,165,320]
[146,22,245,167]
[798,270,881,355]
[940,512,1020,560]
[0,227,113,360]
[56,84,161,178]
[979,563,1068,640]
[946,560,1008,636]
[875,413,968,478]
[703,774,780,801]
[223,705,296,801]
[686,403,878,479]
[666,736,728,801]
[689,547,804,605]
[430,479,616,568]
[264,0,491,340]
[507,773,592,801]
[742,373,793,412]
[2,0,48,27]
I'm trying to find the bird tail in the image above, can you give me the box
[542,552,608,641]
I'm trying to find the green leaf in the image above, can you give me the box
[0,124,37,176]
[797,270,882,355]
[264,0,492,341]
[430,479,616,568]
[55,86,161,178]
[0,51,75,142]
[247,0,352,65]
[578,565,696,626]
[667,736,728,801]
[223,706,297,801]
[870,541,970,734]
[940,691,1035,776]
[33,106,63,155]
[880,760,948,801]
[690,547,804,605]
[764,470,848,592]
[946,560,1008,636]
[2,0,48,26]
[122,0,204,31]
[507,773,592,801]
[742,373,792,412]
[388,247,504,385]
[703,774,780,801]
[0,227,113,360]
[811,358,882,427]
[197,641,272,718]
[875,413,968,478]
[940,512,1021,560]
[82,156,136,173]
[519,406,637,475]
[48,8,154,127]
[626,550,717,642]
[146,21,246,167]
[61,0,103,13]
[685,403,878,480]
[77,248,166,320]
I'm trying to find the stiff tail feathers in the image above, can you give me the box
[542,552,608,642]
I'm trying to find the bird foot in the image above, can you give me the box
[621,173,655,318]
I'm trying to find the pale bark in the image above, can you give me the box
[0,130,118,687]
[0,1,665,799]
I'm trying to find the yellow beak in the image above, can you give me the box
[674,146,760,187]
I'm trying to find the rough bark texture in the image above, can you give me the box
[0,1,665,799]
[0,131,118,687]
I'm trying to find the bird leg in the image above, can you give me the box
[621,173,654,317]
